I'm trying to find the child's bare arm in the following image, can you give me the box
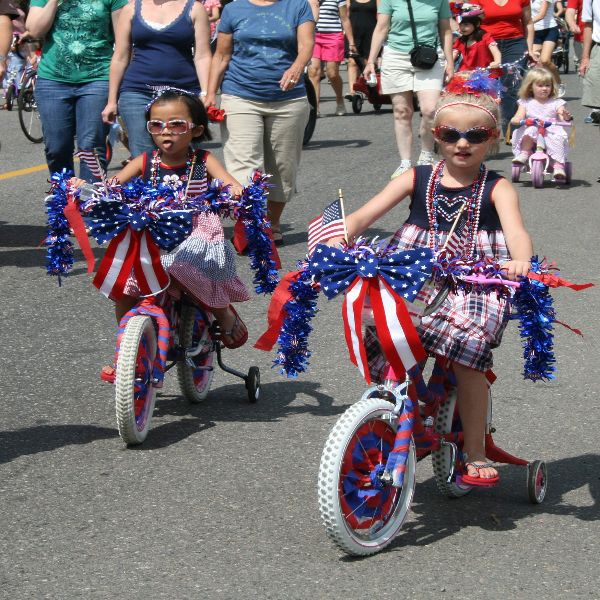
[328,169,415,245]
[557,103,573,120]
[510,104,527,125]
[488,42,502,67]
[205,153,243,197]
[492,178,533,279]
[113,155,144,184]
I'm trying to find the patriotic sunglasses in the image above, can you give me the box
[146,119,197,135]
[434,126,498,144]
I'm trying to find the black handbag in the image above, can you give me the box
[406,0,439,69]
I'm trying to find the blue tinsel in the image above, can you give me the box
[45,169,75,283]
[274,266,319,377]
[511,257,556,381]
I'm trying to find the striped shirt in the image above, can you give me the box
[316,0,346,33]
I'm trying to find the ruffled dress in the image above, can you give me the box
[123,150,250,308]
[365,164,512,382]
[511,98,569,164]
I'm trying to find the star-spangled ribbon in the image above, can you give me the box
[85,201,193,252]
[309,244,435,383]
[308,244,435,301]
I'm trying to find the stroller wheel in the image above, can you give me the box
[373,103,382,112]
[351,94,363,114]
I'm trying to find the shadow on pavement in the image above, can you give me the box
[0,222,47,247]
[304,138,371,150]
[0,423,118,464]
[340,453,600,560]
[0,246,105,269]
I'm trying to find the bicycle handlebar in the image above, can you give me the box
[518,118,572,128]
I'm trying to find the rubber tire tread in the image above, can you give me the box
[18,89,43,143]
[431,389,472,498]
[531,159,545,188]
[115,315,157,445]
[177,304,215,404]
[317,397,416,556]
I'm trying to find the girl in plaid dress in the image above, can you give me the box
[327,77,534,486]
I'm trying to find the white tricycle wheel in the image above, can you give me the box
[317,397,416,556]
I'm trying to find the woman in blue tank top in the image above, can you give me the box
[102,0,212,158]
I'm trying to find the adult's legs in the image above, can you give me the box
[390,91,415,160]
[118,90,156,158]
[308,58,323,114]
[324,60,344,105]
[497,37,527,135]
[35,77,77,175]
[347,56,359,97]
[538,39,562,83]
[74,80,110,181]
[416,88,441,154]
[263,97,310,231]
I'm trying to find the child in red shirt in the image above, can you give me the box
[451,3,502,71]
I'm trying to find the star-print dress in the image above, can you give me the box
[365,164,512,382]
[123,150,250,308]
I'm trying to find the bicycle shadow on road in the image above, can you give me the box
[0,423,118,465]
[153,379,345,424]
[341,453,600,559]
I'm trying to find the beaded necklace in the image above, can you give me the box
[424,160,488,257]
[149,148,195,187]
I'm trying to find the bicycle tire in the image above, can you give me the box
[318,397,416,556]
[17,88,43,143]
[176,304,215,403]
[303,74,317,146]
[5,85,14,111]
[115,315,157,445]
[431,389,472,498]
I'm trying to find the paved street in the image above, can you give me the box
[1,72,599,600]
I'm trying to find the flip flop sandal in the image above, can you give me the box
[461,461,500,488]
[100,364,116,383]
[218,305,248,350]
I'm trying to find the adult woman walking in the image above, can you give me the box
[346,0,379,101]
[205,0,314,246]
[478,0,534,134]
[363,0,454,178]
[102,0,212,158]
[308,0,356,116]
[26,0,127,181]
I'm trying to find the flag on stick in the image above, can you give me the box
[307,193,346,257]
[440,202,467,257]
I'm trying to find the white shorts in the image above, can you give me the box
[380,46,445,94]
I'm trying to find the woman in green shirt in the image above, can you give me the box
[364,0,454,178]
[26,0,127,182]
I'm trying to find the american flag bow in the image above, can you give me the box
[75,150,105,181]
[307,199,345,257]
[85,202,193,300]
[309,244,435,383]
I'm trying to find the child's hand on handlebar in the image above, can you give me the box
[326,235,346,247]
[501,260,531,280]
[68,177,88,189]
[231,184,243,198]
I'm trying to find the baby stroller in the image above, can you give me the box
[348,53,392,114]
[552,17,571,74]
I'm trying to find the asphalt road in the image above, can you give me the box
[1,72,599,600]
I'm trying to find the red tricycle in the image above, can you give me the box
[349,53,392,114]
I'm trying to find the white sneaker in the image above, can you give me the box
[391,160,412,179]
[512,152,531,165]
[335,101,346,116]
[417,150,436,165]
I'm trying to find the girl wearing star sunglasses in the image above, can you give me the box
[327,73,534,487]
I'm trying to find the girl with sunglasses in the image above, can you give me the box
[73,89,250,366]
[327,72,533,487]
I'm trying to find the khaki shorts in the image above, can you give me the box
[380,46,445,94]
[582,43,600,108]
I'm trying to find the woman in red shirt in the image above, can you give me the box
[479,0,535,134]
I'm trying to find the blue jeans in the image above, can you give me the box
[35,78,110,182]
[118,90,156,158]
[496,37,528,134]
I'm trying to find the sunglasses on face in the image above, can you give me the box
[434,126,498,144]
[146,119,196,135]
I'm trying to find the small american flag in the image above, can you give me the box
[307,198,346,257]
[184,152,207,197]
[75,150,105,182]
[441,206,467,257]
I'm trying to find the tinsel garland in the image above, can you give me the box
[45,170,75,284]
[45,171,279,295]
[511,257,556,381]
[274,266,319,377]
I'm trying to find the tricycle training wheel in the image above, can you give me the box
[177,304,215,403]
[531,159,545,188]
[527,460,548,504]
[511,163,522,183]
[317,397,416,556]
[351,94,363,114]
[431,389,472,498]
[245,366,260,403]
[115,315,157,446]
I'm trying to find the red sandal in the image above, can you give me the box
[218,305,248,349]
[460,461,500,488]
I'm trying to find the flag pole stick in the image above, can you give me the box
[440,201,466,253]
[92,148,107,185]
[183,152,197,201]
[338,188,349,243]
